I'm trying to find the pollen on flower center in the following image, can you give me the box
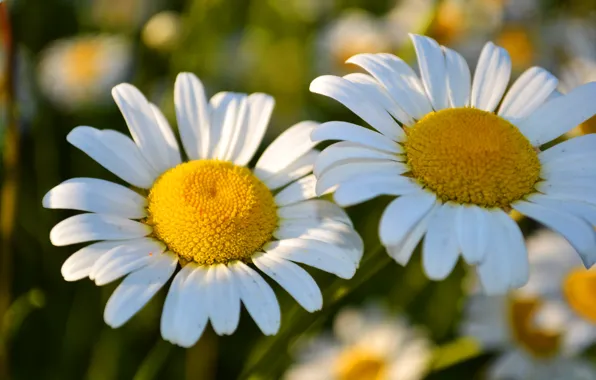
[146,160,278,266]
[563,269,596,323]
[335,347,387,380]
[404,108,541,208]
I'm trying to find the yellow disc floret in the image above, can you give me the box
[335,347,387,380]
[404,108,541,208]
[146,160,278,266]
[563,268,596,323]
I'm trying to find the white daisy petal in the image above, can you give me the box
[410,34,449,111]
[422,203,460,280]
[539,134,596,164]
[470,42,511,112]
[310,75,405,141]
[149,103,182,168]
[513,200,596,268]
[387,204,438,266]
[264,239,356,279]
[160,265,194,343]
[455,205,490,264]
[315,161,407,195]
[205,264,241,335]
[50,213,151,246]
[379,190,437,247]
[529,193,596,225]
[262,150,318,190]
[311,121,401,153]
[112,83,179,175]
[333,174,421,207]
[278,200,352,226]
[92,238,166,286]
[493,210,529,288]
[313,141,401,178]
[67,126,157,189]
[104,252,177,328]
[255,121,319,179]
[535,180,596,206]
[233,93,275,165]
[229,262,280,335]
[498,67,558,121]
[173,266,210,347]
[61,240,124,281]
[43,178,147,219]
[346,53,433,119]
[274,175,317,207]
[343,73,414,126]
[443,46,471,107]
[487,351,533,380]
[174,72,210,160]
[213,93,246,161]
[518,82,596,146]
[252,253,323,312]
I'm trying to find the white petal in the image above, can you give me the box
[311,121,401,153]
[174,72,210,159]
[104,252,177,328]
[233,93,275,165]
[213,93,246,161]
[310,75,405,141]
[470,42,511,112]
[264,238,356,279]
[529,193,596,225]
[535,180,596,206]
[149,103,182,167]
[204,265,241,335]
[518,82,596,146]
[410,34,449,110]
[255,121,319,179]
[493,210,529,288]
[422,203,460,280]
[487,351,533,380]
[387,204,438,266]
[278,200,352,226]
[315,161,407,195]
[498,67,558,121]
[513,200,596,268]
[67,126,156,189]
[229,262,280,335]
[443,46,471,107]
[171,265,210,347]
[333,174,421,207]
[43,178,147,219]
[262,150,318,190]
[455,205,490,264]
[274,175,317,207]
[314,141,401,178]
[346,53,433,119]
[160,265,194,343]
[539,134,596,164]
[50,213,151,246]
[112,84,179,175]
[61,240,124,281]
[379,190,437,247]
[343,73,414,126]
[92,238,166,285]
[252,253,323,312]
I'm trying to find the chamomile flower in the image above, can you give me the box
[461,232,596,380]
[284,305,431,380]
[310,34,596,294]
[43,73,362,347]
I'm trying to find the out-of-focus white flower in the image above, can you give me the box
[461,230,596,379]
[284,305,431,380]
[384,0,434,47]
[38,35,132,111]
[142,11,181,52]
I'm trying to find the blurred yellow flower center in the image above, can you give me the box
[404,108,540,208]
[563,269,596,323]
[64,41,100,86]
[508,297,561,358]
[335,348,386,380]
[147,160,278,266]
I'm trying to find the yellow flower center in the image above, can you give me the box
[64,40,101,87]
[507,296,561,358]
[563,268,596,323]
[404,108,541,208]
[146,160,278,266]
[335,347,387,380]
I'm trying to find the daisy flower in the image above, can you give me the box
[309,33,596,294]
[461,233,596,380]
[38,34,132,111]
[43,73,362,347]
[284,305,431,380]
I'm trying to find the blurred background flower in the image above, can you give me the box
[2,0,596,379]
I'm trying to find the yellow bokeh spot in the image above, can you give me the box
[335,348,387,380]
[64,41,100,87]
[404,108,541,208]
[146,160,278,266]
[508,296,561,358]
[563,268,596,323]
[496,26,534,69]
